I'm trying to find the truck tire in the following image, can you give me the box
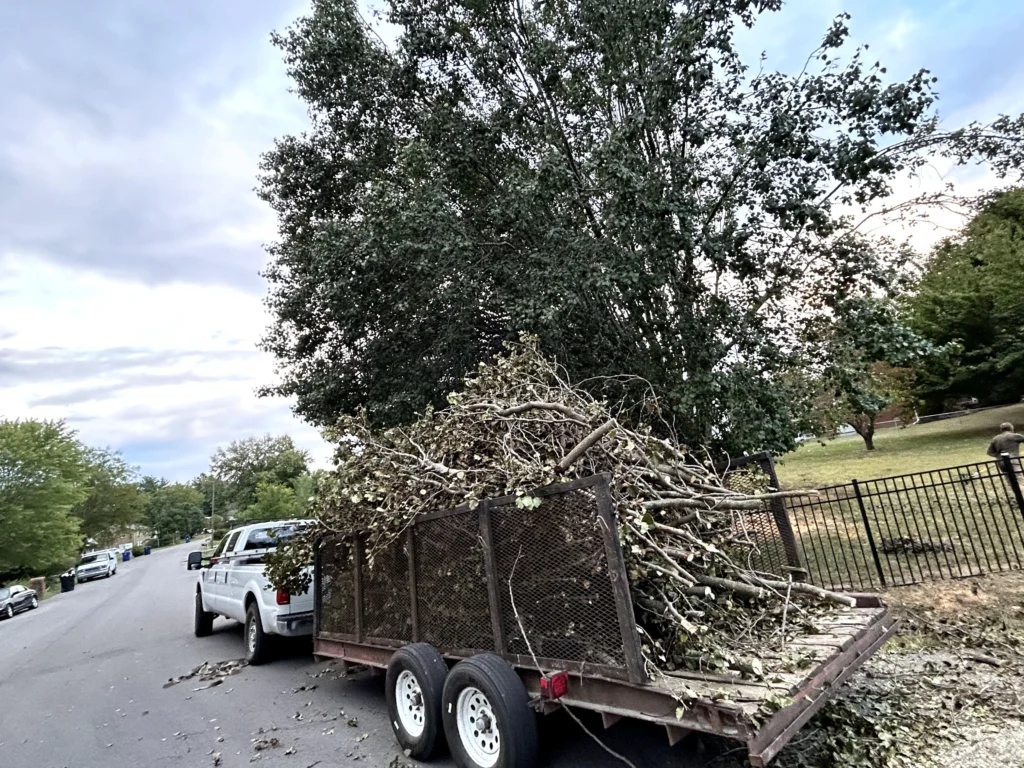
[441,654,537,768]
[245,603,273,665]
[194,592,214,637]
[385,643,448,760]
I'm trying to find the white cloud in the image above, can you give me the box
[0,237,331,481]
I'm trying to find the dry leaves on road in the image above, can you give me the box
[163,659,248,690]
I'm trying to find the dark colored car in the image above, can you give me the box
[0,585,39,620]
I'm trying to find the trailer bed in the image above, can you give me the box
[313,473,898,765]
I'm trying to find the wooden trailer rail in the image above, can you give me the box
[313,473,898,765]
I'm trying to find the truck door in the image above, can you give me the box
[226,527,257,615]
[205,530,241,614]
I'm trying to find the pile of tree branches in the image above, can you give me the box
[269,338,849,677]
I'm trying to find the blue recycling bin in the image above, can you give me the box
[144,545,151,555]
[122,550,130,562]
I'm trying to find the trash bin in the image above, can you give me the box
[60,573,75,593]
[122,550,130,562]
[144,545,151,555]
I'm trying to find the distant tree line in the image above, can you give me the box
[0,421,318,582]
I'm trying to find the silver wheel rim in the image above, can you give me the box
[456,686,500,767]
[395,670,426,738]
[248,618,258,652]
[5,606,11,618]
[31,598,37,608]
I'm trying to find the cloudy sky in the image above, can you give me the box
[1,0,1022,481]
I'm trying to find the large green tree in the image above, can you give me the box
[72,449,146,546]
[259,0,1024,454]
[0,420,88,580]
[209,435,309,513]
[244,482,302,523]
[145,484,206,542]
[909,188,1024,410]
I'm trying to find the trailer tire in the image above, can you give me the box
[442,654,537,768]
[386,643,448,760]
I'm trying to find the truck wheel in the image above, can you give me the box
[386,643,448,760]
[442,654,537,768]
[245,604,273,665]
[194,593,214,637]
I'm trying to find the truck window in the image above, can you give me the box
[210,534,230,560]
[242,524,306,551]
[224,530,242,555]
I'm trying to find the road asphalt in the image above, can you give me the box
[0,543,718,768]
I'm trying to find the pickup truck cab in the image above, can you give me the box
[76,550,117,581]
[193,520,312,664]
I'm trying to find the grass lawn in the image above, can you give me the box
[777,402,1024,489]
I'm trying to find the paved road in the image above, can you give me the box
[0,544,716,768]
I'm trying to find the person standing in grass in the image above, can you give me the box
[988,423,1024,476]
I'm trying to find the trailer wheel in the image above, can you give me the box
[385,643,448,760]
[442,654,537,768]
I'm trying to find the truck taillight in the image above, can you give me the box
[539,671,569,700]
[276,589,290,605]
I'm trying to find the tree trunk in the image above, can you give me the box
[850,413,877,451]
[862,429,875,451]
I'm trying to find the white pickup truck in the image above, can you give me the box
[192,520,313,664]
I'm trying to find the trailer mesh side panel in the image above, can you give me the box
[491,487,626,667]
[317,538,356,638]
[716,454,803,578]
[362,535,412,642]
[414,512,494,651]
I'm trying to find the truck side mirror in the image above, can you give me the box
[186,551,204,570]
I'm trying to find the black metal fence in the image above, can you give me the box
[782,455,1024,591]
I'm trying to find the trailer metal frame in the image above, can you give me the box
[312,473,898,765]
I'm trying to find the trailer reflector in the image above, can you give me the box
[539,671,569,700]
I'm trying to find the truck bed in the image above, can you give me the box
[312,473,898,765]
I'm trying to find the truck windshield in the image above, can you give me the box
[79,554,104,565]
[243,524,307,551]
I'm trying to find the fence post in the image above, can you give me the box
[852,479,887,588]
[1001,453,1024,519]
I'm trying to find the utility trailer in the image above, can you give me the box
[312,473,898,768]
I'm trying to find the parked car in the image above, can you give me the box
[191,520,312,664]
[76,551,117,581]
[0,585,39,619]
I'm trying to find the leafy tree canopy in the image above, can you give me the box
[244,482,303,524]
[145,483,206,540]
[209,435,309,512]
[0,420,88,580]
[72,449,146,546]
[908,188,1024,411]
[803,242,935,450]
[259,0,1024,455]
